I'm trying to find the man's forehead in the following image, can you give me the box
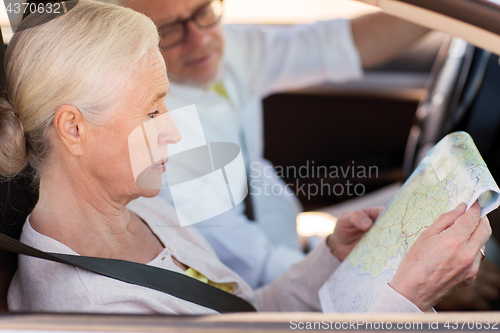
[126,0,210,25]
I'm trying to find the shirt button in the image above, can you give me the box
[161,257,166,261]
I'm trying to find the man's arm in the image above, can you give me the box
[225,21,364,97]
[351,12,430,68]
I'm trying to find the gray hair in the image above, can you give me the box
[0,0,161,179]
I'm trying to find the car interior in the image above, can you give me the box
[1,0,500,331]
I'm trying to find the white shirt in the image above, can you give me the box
[159,20,364,288]
[8,196,422,314]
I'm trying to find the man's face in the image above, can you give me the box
[126,0,224,87]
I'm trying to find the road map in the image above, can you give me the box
[319,131,500,313]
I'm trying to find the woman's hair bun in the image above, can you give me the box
[0,97,29,177]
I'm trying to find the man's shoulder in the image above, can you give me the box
[222,24,252,58]
[222,25,264,85]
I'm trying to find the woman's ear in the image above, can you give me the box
[53,105,87,156]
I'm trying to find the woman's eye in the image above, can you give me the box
[148,110,159,119]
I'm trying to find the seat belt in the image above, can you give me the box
[243,180,255,221]
[240,116,255,222]
[0,232,256,313]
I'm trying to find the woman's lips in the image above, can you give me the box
[153,158,168,172]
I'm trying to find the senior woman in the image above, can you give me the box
[0,0,490,314]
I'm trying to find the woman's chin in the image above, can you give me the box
[138,187,162,198]
[135,167,164,192]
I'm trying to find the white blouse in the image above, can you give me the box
[8,196,421,314]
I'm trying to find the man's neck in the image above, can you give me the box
[168,66,223,89]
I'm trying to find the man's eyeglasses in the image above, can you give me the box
[158,0,223,50]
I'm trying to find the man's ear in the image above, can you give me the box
[53,105,87,156]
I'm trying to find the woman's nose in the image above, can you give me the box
[157,116,182,146]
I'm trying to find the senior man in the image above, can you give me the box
[124,0,429,288]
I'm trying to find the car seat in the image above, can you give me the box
[0,25,38,311]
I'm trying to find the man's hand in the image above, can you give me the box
[390,202,491,312]
[435,259,500,311]
[327,206,384,261]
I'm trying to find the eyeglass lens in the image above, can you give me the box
[160,0,223,49]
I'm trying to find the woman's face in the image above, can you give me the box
[84,54,181,201]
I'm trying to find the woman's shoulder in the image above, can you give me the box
[8,218,94,312]
[8,215,220,315]
[19,217,78,254]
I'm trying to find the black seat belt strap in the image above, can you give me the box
[0,232,256,313]
[243,183,255,221]
[239,124,255,222]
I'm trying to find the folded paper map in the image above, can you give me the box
[319,131,500,313]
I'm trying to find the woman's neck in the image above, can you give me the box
[29,160,179,265]
[29,161,148,259]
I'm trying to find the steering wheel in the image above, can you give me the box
[402,37,493,178]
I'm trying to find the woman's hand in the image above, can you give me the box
[390,201,491,312]
[327,206,384,261]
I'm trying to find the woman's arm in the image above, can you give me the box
[255,202,490,313]
[255,208,382,311]
[254,240,341,312]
